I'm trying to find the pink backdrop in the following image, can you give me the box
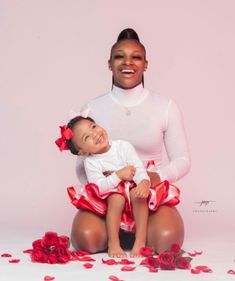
[1,0,234,242]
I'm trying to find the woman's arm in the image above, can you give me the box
[157,100,191,183]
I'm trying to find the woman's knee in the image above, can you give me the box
[72,227,107,253]
[71,211,107,253]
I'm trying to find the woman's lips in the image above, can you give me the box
[120,69,136,78]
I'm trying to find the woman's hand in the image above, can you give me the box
[147,171,161,186]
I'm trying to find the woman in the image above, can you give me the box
[71,28,190,254]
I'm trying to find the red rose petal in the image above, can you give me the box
[202,268,213,273]
[102,258,118,265]
[76,250,91,256]
[44,276,55,281]
[83,263,93,269]
[191,268,201,274]
[77,256,96,262]
[8,259,20,263]
[108,275,124,281]
[194,251,203,255]
[227,270,235,274]
[1,253,12,257]
[120,266,136,271]
[118,258,135,265]
[23,249,33,254]
[149,267,158,272]
[195,265,209,270]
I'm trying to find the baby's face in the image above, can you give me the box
[72,119,110,155]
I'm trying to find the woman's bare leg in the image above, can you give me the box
[71,210,108,253]
[106,194,127,258]
[129,188,148,257]
[147,205,184,253]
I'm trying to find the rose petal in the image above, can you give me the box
[83,263,93,269]
[76,250,92,256]
[187,252,197,257]
[194,251,203,255]
[44,276,55,281]
[118,258,135,265]
[23,249,33,254]
[77,256,96,262]
[227,270,235,274]
[120,266,136,271]
[8,259,20,263]
[102,258,118,265]
[149,267,158,272]
[195,265,209,270]
[202,268,213,273]
[1,253,12,257]
[191,268,201,274]
[108,275,124,281]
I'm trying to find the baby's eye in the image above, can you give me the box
[133,55,142,60]
[114,55,124,59]
[92,124,96,129]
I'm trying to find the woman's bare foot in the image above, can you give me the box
[108,242,127,258]
[130,241,145,258]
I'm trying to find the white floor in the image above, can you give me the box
[0,229,234,281]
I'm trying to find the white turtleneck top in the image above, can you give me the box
[76,84,190,184]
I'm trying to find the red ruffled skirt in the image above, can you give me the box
[67,180,180,233]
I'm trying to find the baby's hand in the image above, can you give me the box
[134,180,150,198]
[116,165,136,181]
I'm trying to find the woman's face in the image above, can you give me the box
[108,39,148,89]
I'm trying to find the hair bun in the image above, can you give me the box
[117,28,140,42]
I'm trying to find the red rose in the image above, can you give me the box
[170,243,181,254]
[50,244,70,264]
[139,246,154,257]
[175,256,191,269]
[146,257,160,268]
[32,239,45,250]
[31,248,48,263]
[47,254,57,264]
[158,252,174,265]
[58,235,69,247]
[160,262,176,270]
[41,232,59,248]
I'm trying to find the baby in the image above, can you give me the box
[56,115,150,257]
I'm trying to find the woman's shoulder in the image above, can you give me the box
[87,91,112,106]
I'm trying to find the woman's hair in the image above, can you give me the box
[110,28,146,86]
[66,116,95,155]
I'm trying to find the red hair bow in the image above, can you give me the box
[55,125,73,151]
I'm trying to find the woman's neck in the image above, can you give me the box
[111,83,146,107]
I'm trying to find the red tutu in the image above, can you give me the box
[67,180,180,233]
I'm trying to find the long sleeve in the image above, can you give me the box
[84,158,121,194]
[124,141,150,184]
[157,100,191,182]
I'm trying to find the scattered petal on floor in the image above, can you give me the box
[227,270,235,274]
[23,249,33,254]
[108,275,124,281]
[102,258,118,265]
[83,263,93,269]
[118,259,135,265]
[1,253,12,257]
[195,265,210,270]
[44,276,55,281]
[77,256,96,262]
[120,266,136,271]
[201,268,213,273]
[8,259,20,263]
[191,268,201,274]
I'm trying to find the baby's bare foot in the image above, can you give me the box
[108,243,127,258]
[130,241,145,258]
